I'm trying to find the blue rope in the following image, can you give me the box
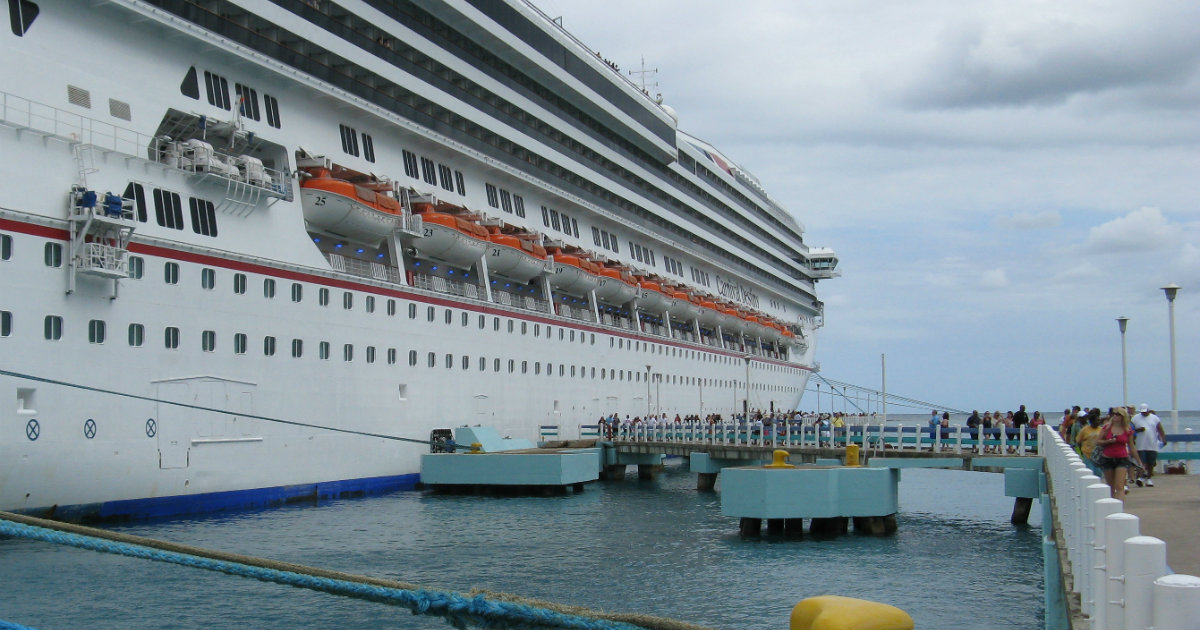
[0,519,643,630]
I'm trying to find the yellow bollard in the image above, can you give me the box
[764,449,796,468]
[468,442,483,454]
[844,444,861,467]
[790,595,913,630]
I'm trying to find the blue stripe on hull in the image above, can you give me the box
[19,474,422,523]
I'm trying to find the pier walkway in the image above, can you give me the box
[1121,475,1200,578]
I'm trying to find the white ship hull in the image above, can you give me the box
[0,0,829,521]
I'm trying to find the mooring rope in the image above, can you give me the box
[0,512,713,630]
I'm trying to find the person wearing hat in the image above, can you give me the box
[1096,407,1144,500]
[1131,404,1167,487]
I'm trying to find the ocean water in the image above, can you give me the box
[1,464,1044,630]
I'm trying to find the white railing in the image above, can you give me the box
[1041,425,1200,629]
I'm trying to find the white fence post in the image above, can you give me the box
[1153,574,1200,630]
[1104,513,1141,630]
[1090,497,1124,630]
[1080,483,1110,617]
[1122,536,1167,630]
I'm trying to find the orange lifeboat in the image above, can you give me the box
[547,247,600,294]
[484,226,547,283]
[594,265,638,304]
[299,167,403,243]
[410,201,488,267]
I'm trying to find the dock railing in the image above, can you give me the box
[1040,424,1200,630]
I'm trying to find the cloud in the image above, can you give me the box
[995,210,1061,230]
[895,2,1200,109]
[979,268,1009,289]
[1082,207,1177,253]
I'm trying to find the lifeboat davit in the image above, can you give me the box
[547,248,600,294]
[593,266,638,304]
[635,280,671,312]
[485,226,547,283]
[300,169,402,244]
[412,202,489,268]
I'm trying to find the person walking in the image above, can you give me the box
[1131,404,1168,487]
[1095,407,1143,500]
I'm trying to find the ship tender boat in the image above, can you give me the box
[0,0,837,521]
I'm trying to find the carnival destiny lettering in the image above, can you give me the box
[714,275,760,308]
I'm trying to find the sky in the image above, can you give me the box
[538,0,1199,415]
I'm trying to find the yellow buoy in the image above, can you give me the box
[764,449,796,468]
[790,595,914,630]
[844,444,861,467]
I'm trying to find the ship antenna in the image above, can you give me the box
[627,56,662,103]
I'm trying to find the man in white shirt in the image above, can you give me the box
[1131,403,1168,487]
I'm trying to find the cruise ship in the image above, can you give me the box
[0,0,838,520]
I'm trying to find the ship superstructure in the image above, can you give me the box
[0,0,837,519]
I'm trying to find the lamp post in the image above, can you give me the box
[1117,316,1129,407]
[1161,284,1180,434]
[645,364,651,418]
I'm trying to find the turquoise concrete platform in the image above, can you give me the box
[420,448,600,487]
[690,452,764,473]
[721,466,900,520]
[452,426,535,452]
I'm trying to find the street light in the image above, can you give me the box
[1117,316,1129,407]
[1161,284,1180,435]
[645,364,652,417]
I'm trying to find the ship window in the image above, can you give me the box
[264,94,281,128]
[339,124,360,157]
[493,317,499,331]
[444,309,452,325]
[234,333,247,354]
[550,209,561,231]
[164,262,179,285]
[291,283,302,302]
[461,312,468,327]
[366,346,376,363]
[264,336,276,356]
[461,355,469,370]
[420,157,436,185]
[362,133,375,163]
[201,268,215,290]
[123,183,147,222]
[427,306,435,322]
[43,242,62,267]
[508,359,514,373]
[521,322,527,335]
[409,350,417,366]
[444,353,452,369]
[438,164,452,191]
[8,0,38,36]
[513,194,525,218]
[534,324,540,337]
[0,233,10,260]
[521,360,528,374]
[291,338,302,358]
[0,310,10,337]
[387,299,396,316]
[535,362,541,375]
[153,189,184,230]
[127,323,144,347]
[388,348,397,365]
[189,197,218,237]
[541,206,549,228]
[319,341,330,360]
[180,66,200,100]
[203,330,217,352]
[164,326,179,349]
[592,227,601,247]
[234,83,260,121]
[343,291,353,310]
[234,273,246,294]
[507,320,514,333]
[454,171,465,196]
[402,150,419,178]
[203,71,231,110]
[88,319,105,344]
[366,295,376,313]
[485,183,499,208]
[407,303,417,319]
[493,358,500,372]
[478,315,485,329]
[319,287,329,306]
[263,278,276,299]
[427,352,435,368]
[500,189,512,213]
[560,212,570,234]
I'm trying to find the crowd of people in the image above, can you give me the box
[1058,404,1168,500]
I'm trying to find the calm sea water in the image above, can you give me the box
[5,412,1198,630]
[1,464,1046,630]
